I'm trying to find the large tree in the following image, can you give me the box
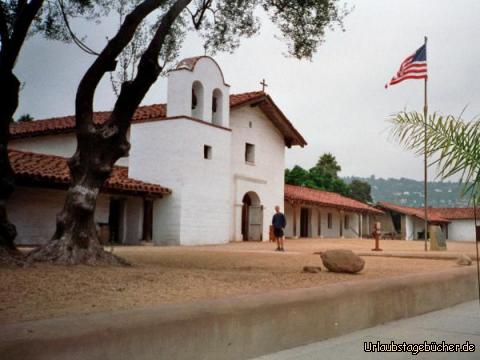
[348,179,372,203]
[314,152,341,178]
[285,152,350,196]
[309,152,349,195]
[285,165,315,188]
[29,0,349,265]
[0,0,107,262]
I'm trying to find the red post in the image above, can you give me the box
[372,222,383,251]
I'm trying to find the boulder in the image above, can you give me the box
[456,254,472,266]
[302,266,322,273]
[320,249,365,274]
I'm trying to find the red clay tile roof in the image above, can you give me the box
[429,207,480,220]
[176,56,204,70]
[9,104,167,138]
[9,150,171,197]
[285,185,383,215]
[376,202,450,224]
[9,91,307,146]
[174,56,230,86]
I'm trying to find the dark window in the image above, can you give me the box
[245,143,255,163]
[327,213,332,229]
[204,145,212,159]
[344,215,349,229]
[192,88,197,110]
[212,96,217,113]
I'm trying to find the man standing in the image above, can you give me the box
[272,205,286,251]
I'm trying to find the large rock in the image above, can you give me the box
[320,250,365,274]
[456,254,472,266]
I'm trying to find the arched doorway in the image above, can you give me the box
[242,192,263,241]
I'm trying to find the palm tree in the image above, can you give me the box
[389,111,480,201]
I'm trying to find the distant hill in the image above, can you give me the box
[343,176,470,207]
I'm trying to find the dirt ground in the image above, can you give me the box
[0,238,475,325]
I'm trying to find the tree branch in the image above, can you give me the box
[57,0,99,56]
[109,0,193,134]
[190,0,212,29]
[17,0,28,14]
[1,0,44,71]
[75,0,170,133]
[0,3,9,45]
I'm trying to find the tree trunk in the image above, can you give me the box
[28,180,127,265]
[29,129,130,266]
[0,71,24,265]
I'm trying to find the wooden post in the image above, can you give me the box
[366,214,370,237]
[339,210,344,238]
[292,203,298,238]
[318,208,322,237]
[359,213,363,239]
[372,222,383,251]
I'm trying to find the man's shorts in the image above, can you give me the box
[273,228,284,237]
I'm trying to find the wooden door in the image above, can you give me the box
[242,203,249,241]
[248,205,263,241]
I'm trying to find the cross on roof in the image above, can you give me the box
[260,79,268,92]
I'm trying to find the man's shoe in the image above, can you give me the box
[280,248,285,252]
[275,247,281,251]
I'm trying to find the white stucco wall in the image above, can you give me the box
[128,118,232,246]
[8,186,145,245]
[10,133,129,166]
[9,187,110,246]
[448,219,476,241]
[10,134,77,157]
[284,203,362,239]
[230,106,285,242]
[343,212,360,238]
[405,215,414,240]
[319,207,341,238]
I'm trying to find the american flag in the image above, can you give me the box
[385,44,427,88]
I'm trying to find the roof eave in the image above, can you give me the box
[285,196,383,215]
[259,95,308,147]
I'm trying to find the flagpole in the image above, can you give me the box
[474,196,480,306]
[423,36,429,252]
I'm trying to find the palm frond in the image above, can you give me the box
[388,111,480,203]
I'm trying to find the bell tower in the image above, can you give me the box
[167,56,230,127]
[129,56,233,246]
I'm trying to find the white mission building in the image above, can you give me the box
[8,56,308,246]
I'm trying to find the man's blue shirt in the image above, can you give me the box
[272,213,286,229]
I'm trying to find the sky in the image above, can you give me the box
[14,0,480,181]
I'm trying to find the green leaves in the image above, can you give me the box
[389,111,480,202]
[192,0,347,59]
[285,153,359,199]
[349,179,372,203]
[262,0,349,59]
